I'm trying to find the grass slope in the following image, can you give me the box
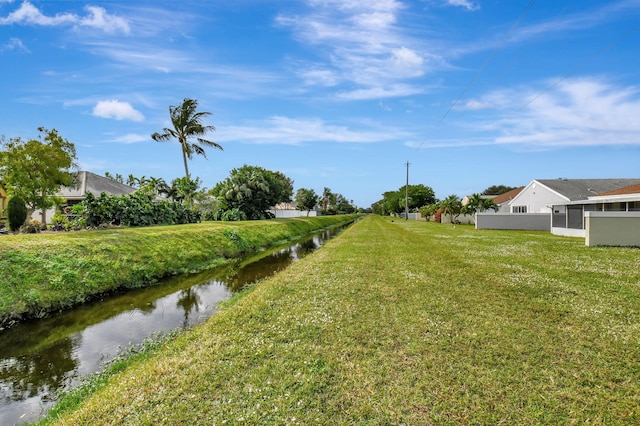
[0,215,358,327]
[41,215,640,425]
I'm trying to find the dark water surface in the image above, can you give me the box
[0,226,345,425]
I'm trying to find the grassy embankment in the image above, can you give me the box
[0,215,358,327]
[39,214,640,425]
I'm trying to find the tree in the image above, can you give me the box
[320,187,336,213]
[405,184,436,210]
[0,128,77,226]
[143,176,169,196]
[375,184,436,216]
[151,98,222,178]
[438,194,462,223]
[318,187,354,215]
[482,185,517,195]
[295,188,319,216]
[212,165,293,220]
[462,193,499,218]
[105,171,124,183]
[333,193,355,214]
[419,203,439,221]
[7,196,27,232]
[168,176,201,207]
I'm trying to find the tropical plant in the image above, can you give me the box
[105,171,124,183]
[167,176,201,207]
[81,191,201,228]
[151,98,222,178]
[438,194,463,223]
[212,165,293,220]
[320,187,337,213]
[0,128,78,227]
[145,176,169,196]
[419,203,439,221]
[318,187,355,215]
[462,193,499,218]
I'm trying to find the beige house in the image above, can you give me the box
[32,171,137,223]
[0,183,7,220]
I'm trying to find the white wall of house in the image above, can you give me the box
[476,213,551,231]
[508,181,568,214]
[585,212,640,246]
[268,209,318,218]
[440,213,474,225]
[551,226,586,238]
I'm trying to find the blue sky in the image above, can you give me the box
[1,0,639,208]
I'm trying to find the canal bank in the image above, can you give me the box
[1,224,352,425]
[0,215,359,328]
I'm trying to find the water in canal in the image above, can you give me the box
[0,225,346,425]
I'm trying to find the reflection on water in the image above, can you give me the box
[0,226,343,425]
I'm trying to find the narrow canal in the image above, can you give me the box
[0,225,347,425]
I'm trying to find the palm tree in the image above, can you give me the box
[147,176,169,196]
[463,193,499,217]
[439,194,462,223]
[151,98,223,178]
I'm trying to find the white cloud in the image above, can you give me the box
[108,133,149,144]
[389,47,424,78]
[0,1,76,26]
[79,6,130,34]
[336,83,424,100]
[92,100,144,122]
[300,68,339,87]
[1,37,29,53]
[445,0,480,11]
[277,0,436,99]
[458,78,640,148]
[221,116,413,145]
[0,1,129,34]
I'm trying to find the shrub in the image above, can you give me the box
[51,210,69,231]
[81,191,202,228]
[7,196,27,231]
[21,221,41,233]
[221,208,247,222]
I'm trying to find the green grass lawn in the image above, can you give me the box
[0,215,358,327]
[40,215,640,425]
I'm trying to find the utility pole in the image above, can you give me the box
[405,161,410,220]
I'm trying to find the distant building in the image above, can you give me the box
[32,171,137,223]
[268,202,319,218]
[476,178,640,234]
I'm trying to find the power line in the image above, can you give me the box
[415,0,538,151]
[434,0,537,129]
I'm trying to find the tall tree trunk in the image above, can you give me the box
[182,147,190,178]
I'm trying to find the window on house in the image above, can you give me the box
[604,202,625,212]
[512,205,527,213]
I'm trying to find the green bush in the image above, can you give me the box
[7,196,27,231]
[82,192,201,228]
[220,208,247,221]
